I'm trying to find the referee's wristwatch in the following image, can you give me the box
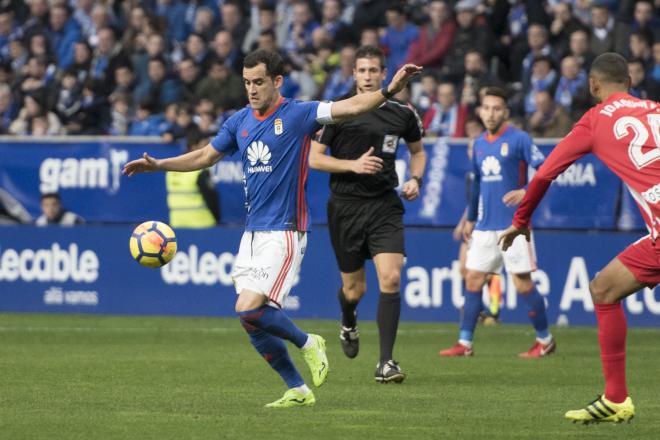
[411,175,423,188]
[381,86,396,100]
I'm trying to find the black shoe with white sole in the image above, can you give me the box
[374,360,406,383]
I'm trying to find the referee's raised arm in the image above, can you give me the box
[328,64,422,122]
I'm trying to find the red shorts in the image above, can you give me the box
[617,235,660,287]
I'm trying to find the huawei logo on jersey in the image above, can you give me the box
[531,144,545,162]
[481,156,503,182]
[247,141,273,174]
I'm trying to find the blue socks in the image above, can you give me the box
[521,287,550,340]
[459,288,483,344]
[238,305,309,389]
[243,327,304,388]
[239,305,308,348]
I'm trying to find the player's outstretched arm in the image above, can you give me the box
[123,144,224,176]
[329,64,422,121]
[309,141,383,174]
[498,225,531,251]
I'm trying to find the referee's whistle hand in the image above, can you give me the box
[352,147,383,174]
[389,64,423,93]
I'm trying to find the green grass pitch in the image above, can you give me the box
[1,313,659,440]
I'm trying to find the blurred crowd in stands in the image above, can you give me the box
[0,0,658,141]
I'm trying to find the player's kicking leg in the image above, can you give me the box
[372,253,406,383]
[236,291,329,407]
[337,269,366,359]
[565,254,646,423]
[232,231,328,407]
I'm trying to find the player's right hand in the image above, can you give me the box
[351,147,383,174]
[122,152,161,176]
[462,220,475,242]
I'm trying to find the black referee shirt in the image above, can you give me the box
[317,99,424,198]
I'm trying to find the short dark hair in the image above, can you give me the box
[590,52,629,84]
[628,58,645,67]
[61,68,77,78]
[481,86,509,106]
[532,55,555,70]
[208,55,227,68]
[41,192,61,201]
[243,49,284,79]
[386,3,405,15]
[98,26,117,40]
[354,45,385,69]
[630,29,654,47]
[187,32,207,44]
[148,56,167,67]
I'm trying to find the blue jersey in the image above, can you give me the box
[211,98,328,231]
[467,125,545,230]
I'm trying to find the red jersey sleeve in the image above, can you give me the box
[512,111,595,228]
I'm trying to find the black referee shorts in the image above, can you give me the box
[327,191,405,273]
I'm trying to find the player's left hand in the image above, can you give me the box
[388,64,423,94]
[502,189,526,207]
[402,178,420,201]
[498,225,530,251]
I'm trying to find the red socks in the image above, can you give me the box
[594,303,628,403]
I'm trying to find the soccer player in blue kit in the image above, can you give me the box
[439,87,556,358]
[123,50,421,407]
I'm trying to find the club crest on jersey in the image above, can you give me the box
[274,118,283,135]
[500,142,508,156]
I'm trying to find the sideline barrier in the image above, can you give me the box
[1,225,659,327]
[0,137,630,229]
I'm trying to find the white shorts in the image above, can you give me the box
[465,229,537,274]
[232,231,306,307]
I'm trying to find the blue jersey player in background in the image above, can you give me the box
[123,50,421,408]
[439,87,556,359]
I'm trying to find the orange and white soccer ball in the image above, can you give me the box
[129,221,177,268]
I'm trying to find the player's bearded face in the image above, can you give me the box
[479,95,509,133]
[353,57,386,93]
[243,64,282,113]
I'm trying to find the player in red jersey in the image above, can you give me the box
[499,52,659,424]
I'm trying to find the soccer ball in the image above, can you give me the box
[129,221,177,268]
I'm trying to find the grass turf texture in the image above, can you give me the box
[1,314,659,440]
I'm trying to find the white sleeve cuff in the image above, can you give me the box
[315,101,335,125]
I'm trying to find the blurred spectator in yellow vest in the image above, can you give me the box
[166,132,220,228]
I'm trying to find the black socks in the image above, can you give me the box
[338,287,358,328]
[377,292,401,363]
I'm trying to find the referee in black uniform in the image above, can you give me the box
[310,45,426,383]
